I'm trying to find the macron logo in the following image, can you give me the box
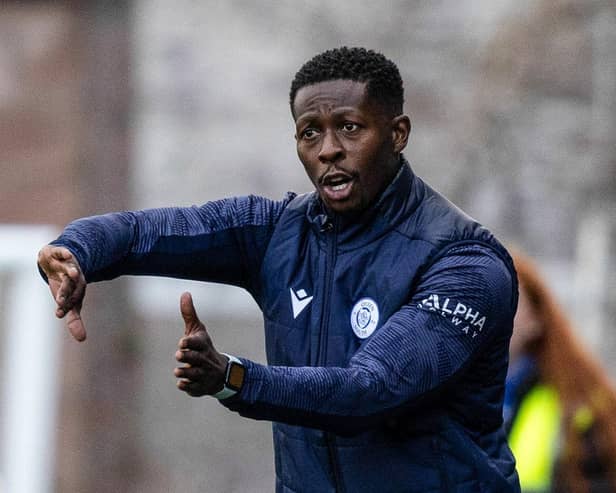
[290,288,313,319]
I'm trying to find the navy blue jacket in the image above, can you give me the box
[50,160,520,492]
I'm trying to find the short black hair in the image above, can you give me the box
[289,47,404,117]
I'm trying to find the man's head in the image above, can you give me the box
[290,47,404,119]
[290,47,411,216]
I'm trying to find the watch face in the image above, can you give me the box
[227,362,245,392]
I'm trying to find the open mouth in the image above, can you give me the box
[321,171,353,187]
[328,177,352,191]
[320,172,355,201]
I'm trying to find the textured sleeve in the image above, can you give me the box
[48,194,294,293]
[222,244,516,434]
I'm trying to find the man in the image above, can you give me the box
[39,47,520,492]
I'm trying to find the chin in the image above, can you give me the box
[330,203,365,217]
[321,194,368,216]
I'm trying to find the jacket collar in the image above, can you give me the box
[306,155,420,249]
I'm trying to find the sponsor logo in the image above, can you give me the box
[418,294,487,338]
[290,288,313,319]
[351,298,379,339]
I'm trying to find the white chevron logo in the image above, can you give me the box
[290,288,313,319]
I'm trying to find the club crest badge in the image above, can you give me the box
[350,298,379,339]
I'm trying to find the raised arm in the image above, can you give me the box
[44,194,293,288]
[38,193,294,340]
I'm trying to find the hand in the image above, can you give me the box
[37,245,87,342]
[174,292,228,397]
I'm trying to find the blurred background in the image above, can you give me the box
[0,0,614,492]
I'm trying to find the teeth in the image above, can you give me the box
[332,182,349,191]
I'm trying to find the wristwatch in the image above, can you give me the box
[213,353,245,400]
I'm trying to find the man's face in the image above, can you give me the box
[293,80,408,216]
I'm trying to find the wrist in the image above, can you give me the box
[212,353,245,400]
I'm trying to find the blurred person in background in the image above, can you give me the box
[38,47,521,492]
[505,251,616,493]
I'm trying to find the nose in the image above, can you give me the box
[318,130,344,164]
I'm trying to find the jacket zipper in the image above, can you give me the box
[318,217,344,492]
[317,216,337,365]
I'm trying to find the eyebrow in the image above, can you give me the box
[295,107,364,127]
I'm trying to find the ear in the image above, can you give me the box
[391,115,411,154]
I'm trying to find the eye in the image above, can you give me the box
[300,128,320,140]
[341,122,360,133]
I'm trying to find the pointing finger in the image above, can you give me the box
[56,275,75,307]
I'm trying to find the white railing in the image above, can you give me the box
[0,225,60,493]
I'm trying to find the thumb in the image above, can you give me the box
[180,291,203,335]
[66,308,87,342]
